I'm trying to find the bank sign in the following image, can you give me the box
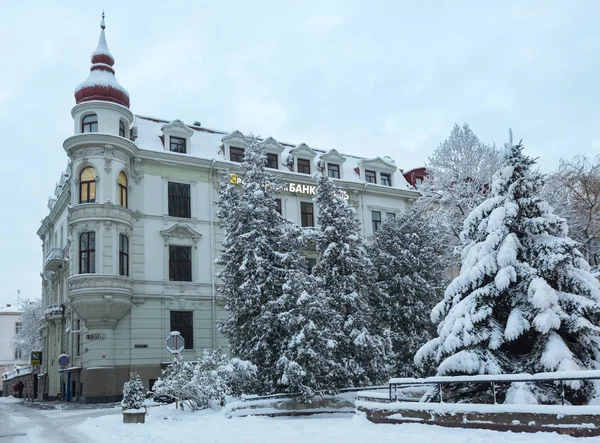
[229,173,348,199]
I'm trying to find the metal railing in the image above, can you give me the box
[388,370,600,406]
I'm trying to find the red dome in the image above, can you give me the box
[74,15,130,108]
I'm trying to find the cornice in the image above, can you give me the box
[222,130,249,146]
[358,156,397,173]
[259,137,285,155]
[160,222,202,247]
[320,148,347,164]
[63,133,138,159]
[71,100,134,121]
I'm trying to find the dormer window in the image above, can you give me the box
[230,147,245,163]
[327,164,340,179]
[298,159,311,174]
[365,170,377,184]
[161,119,193,155]
[266,153,278,169]
[170,136,187,154]
[119,120,126,137]
[381,173,392,186]
[82,114,98,133]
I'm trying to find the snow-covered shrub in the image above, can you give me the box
[154,349,258,411]
[121,372,145,410]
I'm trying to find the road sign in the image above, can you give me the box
[165,331,185,354]
[31,351,42,366]
[58,354,70,368]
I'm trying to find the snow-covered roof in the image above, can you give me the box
[133,115,415,192]
[0,305,22,314]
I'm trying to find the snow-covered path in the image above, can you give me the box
[0,398,585,442]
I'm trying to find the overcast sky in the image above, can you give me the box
[1,0,600,307]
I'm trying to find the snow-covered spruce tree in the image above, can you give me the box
[278,173,390,399]
[415,133,600,404]
[216,136,310,392]
[121,372,146,410]
[11,299,43,360]
[417,123,499,268]
[369,208,446,377]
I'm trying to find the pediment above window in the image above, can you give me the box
[259,137,285,155]
[320,148,346,164]
[290,143,316,159]
[161,119,194,137]
[359,156,397,173]
[222,130,249,147]
[160,223,202,247]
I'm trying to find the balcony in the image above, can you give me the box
[44,303,64,321]
[68,275,132,329]
[68,202,133,228]
[43,247,65,271]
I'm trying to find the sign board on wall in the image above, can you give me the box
[31,351,42,366]
[229,173,349,199]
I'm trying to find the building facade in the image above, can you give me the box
[36,18,420,402]
[0,305,27,381]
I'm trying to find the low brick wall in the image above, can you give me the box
[356,401,600,437]
[225,394,356,418]
[2,373,37,399]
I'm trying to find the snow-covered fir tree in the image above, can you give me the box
[415,132,600,404]
[11,299,43,360]
[121,372,145,410]
[278,173,390,399]
[216,136,310,392]
[369,208,446,377]
[417,123,499,267]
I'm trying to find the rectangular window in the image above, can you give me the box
[372,211,382,233]
[327,163,340,179]
[275,198,282,215]
[119,234,129,276]
[230,147,245,163]
[79,232,96,274]
[365,170,377,184]
[168,182,191,218]
[300,202,314,228]
[79,180,96,203]
[169,245,192,282]
[266,153,278,169]
[381,173,392,186]
[14,349,22,360]
[76,319,81,357]
[415,177,423,187]
[170,311,194,349]
[170,136,187,153]
[297,158,311,174]
[15,322,22,334]
[386,212,396,220]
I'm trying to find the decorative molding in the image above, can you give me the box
[68,203,134,227]
[222,130,249,146]
[160,222,202,247]
[104,221,112,232]
[161,119,194,136]
[290,142,317,159]
[69,275,133,291]
[71,148,104,160]
[320,148,347,164]
[104,144,114,173]
[131,157,144,184]
[132,297,146,307]
[259,137,285,155]
[358,156,397,173]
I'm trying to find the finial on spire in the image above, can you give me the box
[100,11,105,30]
[508,128,513,145]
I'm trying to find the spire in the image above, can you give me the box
[74,13,130,108]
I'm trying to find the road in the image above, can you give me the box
[0,399,120,442]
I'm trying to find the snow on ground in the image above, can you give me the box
[0,397,586,443]
[75,402,582,443]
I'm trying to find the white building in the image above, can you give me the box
[0,305,26,379]
[36,17,420,402]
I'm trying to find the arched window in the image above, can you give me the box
[118,171,128,208]
[81,114,98,133]
[79,232,96,274]
[79,167,96,203]
[119,120,126,137]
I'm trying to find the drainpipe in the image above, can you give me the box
[209,160,217,348]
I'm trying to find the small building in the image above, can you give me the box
[0,304,27,393]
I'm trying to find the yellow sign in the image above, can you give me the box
[31,351,42,366]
